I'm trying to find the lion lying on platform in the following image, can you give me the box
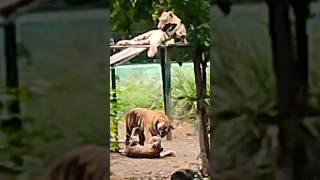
[115,10,188,58]
[123,127,176,158]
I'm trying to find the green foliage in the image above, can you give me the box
[110,0,210,48]
[110,0,154,34]
[171,68,210,124]
[115,71,164,112]
[110,114,119,152]
[152,0,211,48]
[0,93,63,178]
[0,116,62,177]
[211,8,277,124]
[110,88,126,152]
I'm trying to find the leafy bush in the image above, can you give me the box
[0,93,63,179]
[171,67,210,128]
[211,11,277,124]
[110,88,127,152]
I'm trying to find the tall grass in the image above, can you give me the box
[171,68,210,124]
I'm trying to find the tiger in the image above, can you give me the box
[124,107,174,146]
[124,127,176,158]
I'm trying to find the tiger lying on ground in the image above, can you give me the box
[115,10,188,58]
[124,127,176,158]
[124,107,174,146]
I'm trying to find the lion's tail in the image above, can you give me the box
[160,150,176,158]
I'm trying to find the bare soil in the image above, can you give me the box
[110,121,201,179]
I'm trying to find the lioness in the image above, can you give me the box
[157,10,188,43]
[124,127,175,158]
[116,29,173,57]
[115,10,187,57]
[124,107,174,146]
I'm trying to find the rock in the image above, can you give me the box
[170,169,202,180]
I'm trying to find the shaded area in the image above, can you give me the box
[211,3,320,180]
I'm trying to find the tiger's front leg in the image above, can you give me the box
[142,131,153,146]
[125,130,131,146]
[139,133,145,146]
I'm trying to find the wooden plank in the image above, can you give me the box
[110,47,146,66]
[110,42,190,49]
[160,46,172,141]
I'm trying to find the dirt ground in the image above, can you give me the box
[110,121,201,179]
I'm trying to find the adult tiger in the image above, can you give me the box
[124,107,174,146]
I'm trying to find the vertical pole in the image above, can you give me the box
[111,67,118,140]
[111,68,117,101]
[160,46,172,141]
[4,22,20,115]
[3,20,23,169]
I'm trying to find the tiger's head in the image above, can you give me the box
[156,120,174,138]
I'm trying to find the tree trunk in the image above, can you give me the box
[266,0,310,179]
[193,46,210,176]
[290,2,310,178]
[266,0,297,117]
[291,0,310,115]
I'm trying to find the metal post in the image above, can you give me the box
[160,46,172,140]
[4,22,20,115]
[111,67,118,140]
[3,20,23,169]
[111,68,117,101]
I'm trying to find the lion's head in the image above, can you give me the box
[157,10,187,41]
[157,11,181,30]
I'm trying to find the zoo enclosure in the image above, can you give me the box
[110,43,190,141]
